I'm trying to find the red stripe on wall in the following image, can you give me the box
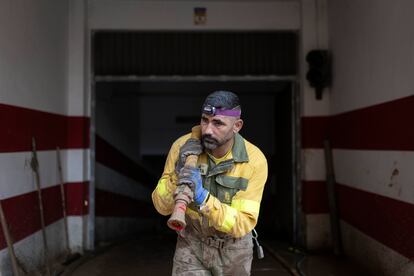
[95,189,156,218]
[302,117,329,149]
[331,96,414,150]
[66,182,90,216]
[67,116,90,149]
[302,181,329,214]
[95,135,156,188]
[0,103,89,152]
[302,96,414,150]
[337,183,414,259]
[0,182,88,250]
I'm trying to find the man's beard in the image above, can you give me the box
[201,134,220,150]
[202,134,232,150]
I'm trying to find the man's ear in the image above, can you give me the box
[233,119,243,133]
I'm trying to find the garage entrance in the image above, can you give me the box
[90,31,301,248]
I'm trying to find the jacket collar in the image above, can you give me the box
[232,133,249,162]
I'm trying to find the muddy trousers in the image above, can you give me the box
[172,233,253,276]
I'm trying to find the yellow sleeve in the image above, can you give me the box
[200,151,268,238]
[151,134,190,216]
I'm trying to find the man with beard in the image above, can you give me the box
[152,91,268,276]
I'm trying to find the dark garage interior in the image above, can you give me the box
[94,80,299,240]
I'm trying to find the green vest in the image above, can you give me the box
[198,133,249,205]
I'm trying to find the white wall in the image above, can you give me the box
[328,0,414,275]
[68,0,89,117]
[0,0,74,274]
[0,0,68,114]
[329,0,414,114]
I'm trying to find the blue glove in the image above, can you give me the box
[178,166,209,205]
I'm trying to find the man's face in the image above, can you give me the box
[200,114,243,150]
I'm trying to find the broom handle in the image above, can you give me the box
[0,199,20,276]
[57,147,70,253]
[32,138,51,276]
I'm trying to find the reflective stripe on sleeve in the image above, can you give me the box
[156,178,170,197]
[231,199,260,214]
[218,206,237,233]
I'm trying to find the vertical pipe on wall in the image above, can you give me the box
[57,147,70,254]
[85,1,95,251]
[68,0,91,252]
[292,81,304,247]
[88,79,95,250]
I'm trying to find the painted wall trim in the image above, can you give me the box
[0,103,89,153]
[0,182,88,251]
[88,0,301,30]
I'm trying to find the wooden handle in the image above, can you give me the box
[184,125,201,168]
[0,200,20,276]
[184,155,198,168]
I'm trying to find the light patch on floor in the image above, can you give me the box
[306,214,332,251]
[341,221,414,276]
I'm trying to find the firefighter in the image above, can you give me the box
[152,90,268,275]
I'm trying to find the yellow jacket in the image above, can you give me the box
[152,131,268,238]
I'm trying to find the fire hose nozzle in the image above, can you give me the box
[167,185,193,231]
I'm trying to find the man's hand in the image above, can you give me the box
[178,166,208,205]
[175,138,203,173]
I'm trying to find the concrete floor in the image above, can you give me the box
[263,240,372,276]
[64,235,370,276]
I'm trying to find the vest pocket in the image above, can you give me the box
[215,175,248,204]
